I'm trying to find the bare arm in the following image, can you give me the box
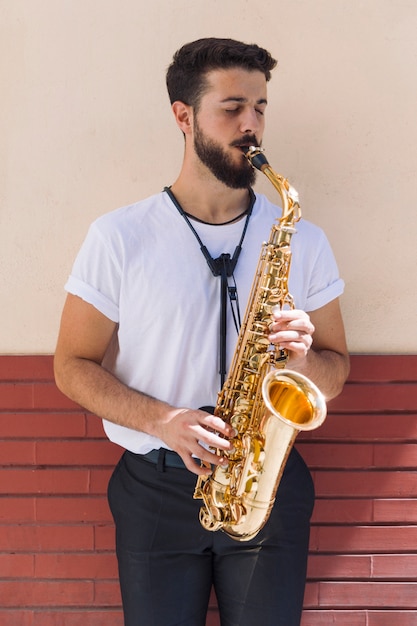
[268,298,350,400]
[54,294,235,474]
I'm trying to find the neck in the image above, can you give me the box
[169,176,251,225]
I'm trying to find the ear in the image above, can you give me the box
[171,101,193,135]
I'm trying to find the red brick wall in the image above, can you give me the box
[300,354,417,626]
[0,355,416,625]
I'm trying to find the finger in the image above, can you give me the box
[275,329,312,343]
[286,319,315,335]
[182,456,212,476]
[200,414,235,438]
[181,449,228,476]
[272,306,308,318]
[196,427,235,452]
[286,340,311,354]
[269,317,314,340]
[280,330,313,346]
[269,322,311,339]
[271,308,313,328]
[271,317,314,334]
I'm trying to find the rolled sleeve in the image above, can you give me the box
[65,275,120,323]
[305,277,345,312]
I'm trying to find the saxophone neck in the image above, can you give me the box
[245,146,301,225]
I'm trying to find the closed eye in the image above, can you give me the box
[225,107,265,116]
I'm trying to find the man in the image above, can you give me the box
[54,38,349,626]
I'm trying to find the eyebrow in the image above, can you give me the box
[220,97,268,105]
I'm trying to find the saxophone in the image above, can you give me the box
[193,147,327,542]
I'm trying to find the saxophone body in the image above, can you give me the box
[193,148,327,542]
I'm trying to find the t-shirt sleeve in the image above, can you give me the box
[64,220,121,323]
[290,221,344,312]
[304,226,344,311]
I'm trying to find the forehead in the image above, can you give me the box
[202,68,268,103]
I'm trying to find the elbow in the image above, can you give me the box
[341,351,351,387]
[328,352,351,400]
[53,353,71,398]
[53,355,64,394]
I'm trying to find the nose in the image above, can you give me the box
[239,107,263,135]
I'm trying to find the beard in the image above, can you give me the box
[193,119,258,189]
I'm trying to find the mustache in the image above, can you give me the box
[230,135,260,149]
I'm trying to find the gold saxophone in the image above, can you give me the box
[193,147,327,541]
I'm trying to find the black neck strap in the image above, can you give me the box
[164,186,255,277]
[164,186,255,387]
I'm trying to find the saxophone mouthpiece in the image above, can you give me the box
[245,146,270,172]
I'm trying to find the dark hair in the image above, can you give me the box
[166,38,277,110]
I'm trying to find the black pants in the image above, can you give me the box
[108,447,315,626]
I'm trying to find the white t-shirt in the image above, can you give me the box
[65,191,344,453]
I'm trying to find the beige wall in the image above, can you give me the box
[1,0,416,354]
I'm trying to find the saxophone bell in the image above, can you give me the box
[263,368,327,431]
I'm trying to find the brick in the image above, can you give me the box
[35,440,120,466]
[373,443,417,468]
[0,355,53,380]
[0,383,34,409]
[0,497,36,522]
[89,468,114,494]
[36,496,112,523]
[94,524,115,551]
[0,553,35,577]
[310,525,417,553]
[311,498,373,524]
[307,554,371,580]
[208,586,218,607]
[0,412,86,438]
[0,610,34,626]
[93,580,122,605]
[305,441,417,472]
[86,413,108,437]
[317,581,417,608]
[299,442,374,468]
[328,383,417,413]
[33,382,80,410]
[371,554,417,579]
[314,470,417,498]
[206,611,221,626]
[368,611,417,626]
[0,468,90,495]
[0,580,94,607]
[373,498,417,522]
[35,553,118,579]
[0,525,94,552]
[301,610,367,625]
[300,413,417,441]
[348,354,417,382]
[32,609,124,626]
[0,440,36,464]
[303,580,319,606]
